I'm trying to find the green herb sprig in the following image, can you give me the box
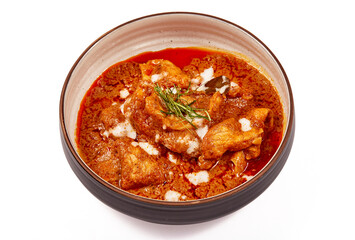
[154,84,211,129]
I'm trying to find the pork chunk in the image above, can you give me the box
[201,118,264,160]
[249,108,271,127]
[123,86,149,118]
[140,59,190,89]
[230,151,247,175]
[243,108,271,159]
[118,141,166,190]
[88,148,120,185]
[208,91,225,121]
[201,108,272,160]
[158,130,201,158]
[123,86,160,137]
[100,103,126,129]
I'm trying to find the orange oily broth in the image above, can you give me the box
[76,47,283,200]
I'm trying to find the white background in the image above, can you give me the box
[1,1,354,239]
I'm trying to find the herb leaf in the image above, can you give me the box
[153,84,211,129]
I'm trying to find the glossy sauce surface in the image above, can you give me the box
[76,47,283,200]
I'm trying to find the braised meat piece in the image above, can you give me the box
[100,103,126,129]
[201,108,270,160]
[230,151,247,175]
[201,118,261,159]
[117,140,166,190]
[140,59,190,89]
[157,129,201,158]
[88,148,120,185]
[208,91,225,121]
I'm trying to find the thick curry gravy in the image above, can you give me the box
[76,47,283,200]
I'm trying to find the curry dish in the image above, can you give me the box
[76,47,284,201]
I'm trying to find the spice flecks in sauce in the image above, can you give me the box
[76,47,284,200]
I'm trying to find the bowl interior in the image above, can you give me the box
[61,12,292,200]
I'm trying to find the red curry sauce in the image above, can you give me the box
[76,47,283,200]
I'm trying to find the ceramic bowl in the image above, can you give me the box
[59,12,295,224]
